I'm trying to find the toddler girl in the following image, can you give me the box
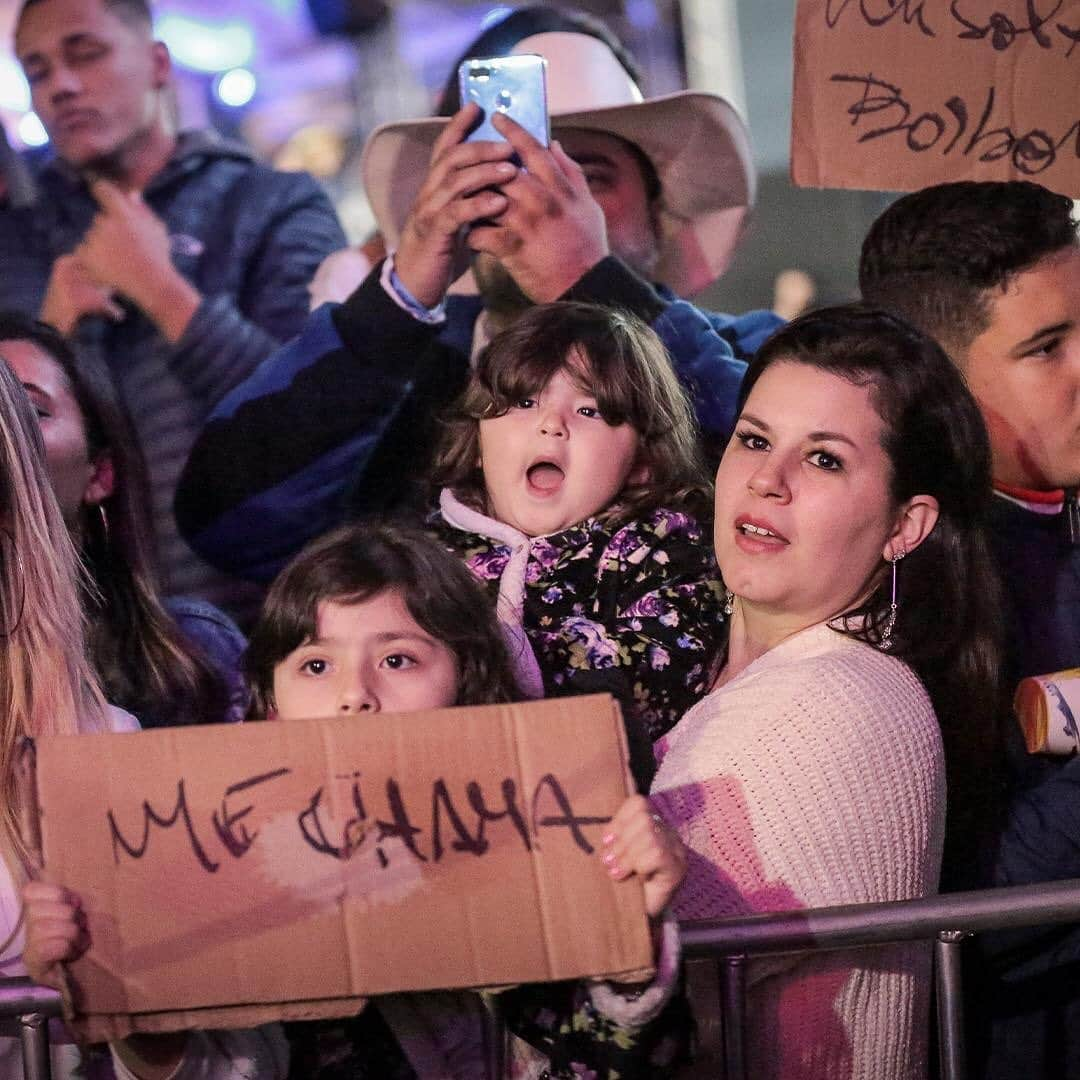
[430,300,725,744]
[26,524,688,1079]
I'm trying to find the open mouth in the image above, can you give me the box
[526,461,565,494]
[735,516,788,544]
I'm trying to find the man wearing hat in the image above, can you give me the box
[176,9,778,582]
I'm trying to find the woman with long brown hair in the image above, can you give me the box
[653,305,1002,1078]
[0,311,245,728]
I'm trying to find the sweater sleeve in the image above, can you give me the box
[167,172,347,408]
[173,267,456,582]
[652,646,944,928]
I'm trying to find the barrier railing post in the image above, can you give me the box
[17,1013,50,1080]
[935,930,968,1080]
[720,954,747,1080]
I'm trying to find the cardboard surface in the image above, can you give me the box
[792,0,1080,195]
[35,695,653,1039]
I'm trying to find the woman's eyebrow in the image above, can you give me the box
[807,430,858,448]
[740,413,858,448]
[739,411,769,430]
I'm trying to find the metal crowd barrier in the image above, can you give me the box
[680,877,1080,1080]
[0,979,63,1080]
[2,877,1080,1080]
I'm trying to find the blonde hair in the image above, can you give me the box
[0,362,106,877]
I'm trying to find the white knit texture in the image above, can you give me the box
[653,623,945,1080]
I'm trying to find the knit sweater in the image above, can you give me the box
[651,622,945,1080]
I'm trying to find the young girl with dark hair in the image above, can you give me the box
[27,523,690,1079]
[430,300,724,747]
[0,311,245,728]
[244,521,520,718]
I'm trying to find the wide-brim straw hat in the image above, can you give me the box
[361,31,755,298]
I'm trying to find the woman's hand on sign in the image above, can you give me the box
[601,795,686,918]
[22,881,89,990]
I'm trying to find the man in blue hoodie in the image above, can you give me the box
[3,0,346,616]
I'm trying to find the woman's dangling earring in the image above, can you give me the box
[880,549,905,651]
[723,589,734,616]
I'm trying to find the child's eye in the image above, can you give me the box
[514,397,537,410]
[382,653,417,670]
[736,430,769,451]
[808,449,843,472]
[576,404,603,419]
[300,658,329,676]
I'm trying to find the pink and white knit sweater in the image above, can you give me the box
[652,622,946,1080]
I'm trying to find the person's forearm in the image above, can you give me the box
[135,266,202,344]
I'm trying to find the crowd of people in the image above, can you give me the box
[0,0,1078,1077]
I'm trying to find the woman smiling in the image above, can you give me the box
[652,306,1002,1079]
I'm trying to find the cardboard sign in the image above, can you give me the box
[34,695,652,1040]
[792,0,1080,195]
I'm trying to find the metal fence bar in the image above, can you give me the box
[720,955,747,1080]
[681,877,1080,959]
[683,879,1080,1080]
[936,930,969,1080]
[0,982,63,1018]
[0,980,63,1080]
[18,1013,50,1080]
[0,880,1078,1080]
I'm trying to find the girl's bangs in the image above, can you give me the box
[483,348,565,410]
[484,346,637,426]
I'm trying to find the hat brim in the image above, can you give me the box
[362,91,754,297]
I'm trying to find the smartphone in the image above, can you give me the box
[457,54,549,148]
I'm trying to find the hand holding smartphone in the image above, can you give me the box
[457,54,550,153]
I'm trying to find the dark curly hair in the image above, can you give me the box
[245,523,520,718]
[859,180,1077,359]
